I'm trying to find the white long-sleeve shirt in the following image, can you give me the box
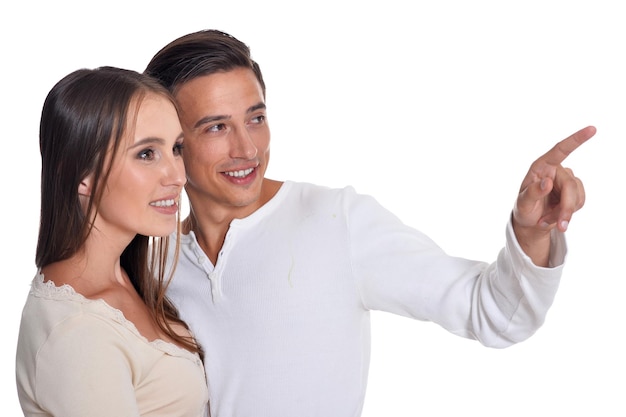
[166,181,565,417]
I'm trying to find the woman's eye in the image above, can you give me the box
[173,142,184,156]
[138,148,156,161]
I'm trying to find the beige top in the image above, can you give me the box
[16,272,208,417]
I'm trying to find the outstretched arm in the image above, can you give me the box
[513,125,596,266]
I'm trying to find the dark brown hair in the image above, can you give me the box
[36,66,201,356]
[145,29,265,97]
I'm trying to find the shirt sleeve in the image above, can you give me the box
[346,189,565,348]
[33,313,141,417]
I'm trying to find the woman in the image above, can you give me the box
[16,66,208,417]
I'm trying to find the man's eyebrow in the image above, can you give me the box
[193,115,229,130]
[193,102,266,130]
[247,102,266,113]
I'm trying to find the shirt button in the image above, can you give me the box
[198,256,207,264]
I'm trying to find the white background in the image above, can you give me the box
[2,1,624,415]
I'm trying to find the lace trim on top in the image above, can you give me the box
[31,271,202,367]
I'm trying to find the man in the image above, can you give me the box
[145,29,594,417]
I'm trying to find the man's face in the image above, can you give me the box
[174,68,270,216]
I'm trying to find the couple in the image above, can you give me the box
[15,29,595,417]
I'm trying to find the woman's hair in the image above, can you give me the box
[36,66,201,356]
[145,29,266,97]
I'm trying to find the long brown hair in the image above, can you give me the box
[36,66,201,356]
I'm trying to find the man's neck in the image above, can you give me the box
[183,179,283,264]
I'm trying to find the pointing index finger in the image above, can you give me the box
[541,125,596,165]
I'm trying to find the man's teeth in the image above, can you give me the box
[151,199,176,207]
[225,168,254,178]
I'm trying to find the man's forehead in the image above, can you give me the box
[174,70,264,127]
[178,68,261,96]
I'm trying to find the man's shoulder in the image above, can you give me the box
[280,181,364,212]
[285,180,357,197]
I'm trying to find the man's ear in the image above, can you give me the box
[78,175,93,197]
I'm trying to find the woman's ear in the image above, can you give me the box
[78,175,93,197]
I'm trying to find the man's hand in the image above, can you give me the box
[513,125,596,266]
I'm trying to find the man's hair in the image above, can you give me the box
[145,29,266,97]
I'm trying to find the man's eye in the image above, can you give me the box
[173,143,184,156]
[251,115,265,124]
[207,123,226,133]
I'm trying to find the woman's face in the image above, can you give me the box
[93,93,186,241]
